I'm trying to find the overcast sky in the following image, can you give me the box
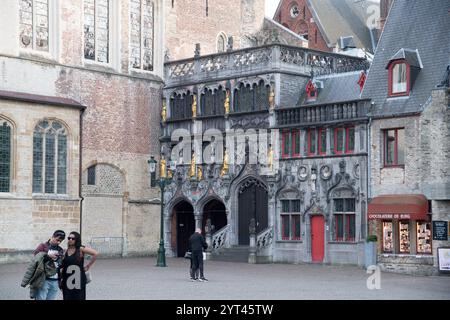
[265,0,280,18]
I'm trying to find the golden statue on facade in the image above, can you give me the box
[224,89,230,115]
[220,148,229,177]
[160,157,167,179]
[268,145,274,171]
[189,151,196,178]
[161,99,167,122]
[269,87,275,110]
[197,166,203,180]
[192,94,197,118]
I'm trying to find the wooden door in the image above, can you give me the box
[311,215,325,262]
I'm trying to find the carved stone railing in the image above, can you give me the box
[211,225,229,252]
[276,101,368,126]
[165,44,369,87]
[256,227,273,251]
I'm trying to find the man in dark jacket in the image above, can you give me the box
[188,228,208,282]
[31,230,65,300]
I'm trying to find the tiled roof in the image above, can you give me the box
[361,0,450,117]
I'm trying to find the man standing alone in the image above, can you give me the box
[188,228,208,282]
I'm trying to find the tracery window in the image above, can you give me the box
[130,0,154,71]
[19,0,49,51]
[170,92,193,120]
[84,0,110,63]
[32,120,67,194]
[0,121,12,192]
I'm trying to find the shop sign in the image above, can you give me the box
[368,213,411,220]
[437,247,450,273]
[433,221,448,241]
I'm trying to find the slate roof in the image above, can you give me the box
[307,0,375,53]
[386,48,422,69]
[297,71,365,106]
[361,0,450,117]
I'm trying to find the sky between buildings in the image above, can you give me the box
[265,0,280,18]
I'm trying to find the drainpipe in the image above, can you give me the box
[79,107,86,236]
[366,110,372,238]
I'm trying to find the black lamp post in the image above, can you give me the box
[148,155,170,267]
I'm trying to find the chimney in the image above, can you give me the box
[379,0,394,31]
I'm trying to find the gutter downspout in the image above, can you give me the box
[367,111,372,238]
[79,107,86,236]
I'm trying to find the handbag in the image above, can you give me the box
[184,251,192,259]
[85,271,92,284]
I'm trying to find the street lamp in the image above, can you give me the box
[148,155,171,267]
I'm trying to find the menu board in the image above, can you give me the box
[437,247,450,272]
[433,221,448,241]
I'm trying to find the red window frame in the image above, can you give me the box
[345,214,355,242]
[282,130,290,158]
[345,126,355,154]
[307,128,316,156]
[388,60,410,97]
[281,214,290,240]
[334,214,344,242]
[383,128,405,167]
[291,215,301,240]
[306,80,317,102]
[334,128,344,154]
[292,129,301,157]
[318,128,326,155]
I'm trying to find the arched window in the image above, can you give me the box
[130,0,154,71]
[32,120,67,194]
[216,32,227,53]
[0,120,12,192]
[255,81,270,110]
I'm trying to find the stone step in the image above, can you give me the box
[209,246,250,263]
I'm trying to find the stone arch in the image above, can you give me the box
[216,32,228,53]
[230,174,268,245]
[200,196,227,235]
[82,162,125,196]
[170,199,195,257]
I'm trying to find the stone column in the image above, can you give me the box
[205,218,212,260]
[248,218,257,264]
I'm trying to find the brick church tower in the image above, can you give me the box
[165,0,265,61]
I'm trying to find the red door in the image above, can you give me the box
[311,215,325,262]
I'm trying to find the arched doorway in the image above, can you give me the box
[237,178,268,245]
[173,200,195,257]
[202,199,227,234]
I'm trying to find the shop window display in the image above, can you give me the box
[382,221,393,252]
[416,222,432,254]
[399,221,410,253]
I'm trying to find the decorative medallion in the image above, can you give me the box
[298,166,308,181]
[320,165,332,180]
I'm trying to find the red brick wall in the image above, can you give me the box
[274,0,330,52]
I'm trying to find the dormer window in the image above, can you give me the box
[306,80,317,102]
[357,71,366,92]
[389,61,409,96]
[386,48,423,97]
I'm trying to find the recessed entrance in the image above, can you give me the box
[173,201,195,257]
[237,178,268,245]
[202,199,227,234]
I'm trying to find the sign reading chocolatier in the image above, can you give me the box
[433,221,448,241]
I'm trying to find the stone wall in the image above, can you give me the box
[0,100,81,253]
[165,0,265,60]
[0,1,164,261]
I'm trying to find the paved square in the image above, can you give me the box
[1,258,449,300]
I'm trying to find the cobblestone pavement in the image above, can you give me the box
[1,257,449,300]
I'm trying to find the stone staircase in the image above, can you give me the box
[209,246,250,263]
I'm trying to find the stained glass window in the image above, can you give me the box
[130,0,154,71]
[0,121,11,192]
[84,0,110,63]
[32,120,67,194]
[19,0,49,51]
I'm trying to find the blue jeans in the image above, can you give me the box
[35,279,59,300]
